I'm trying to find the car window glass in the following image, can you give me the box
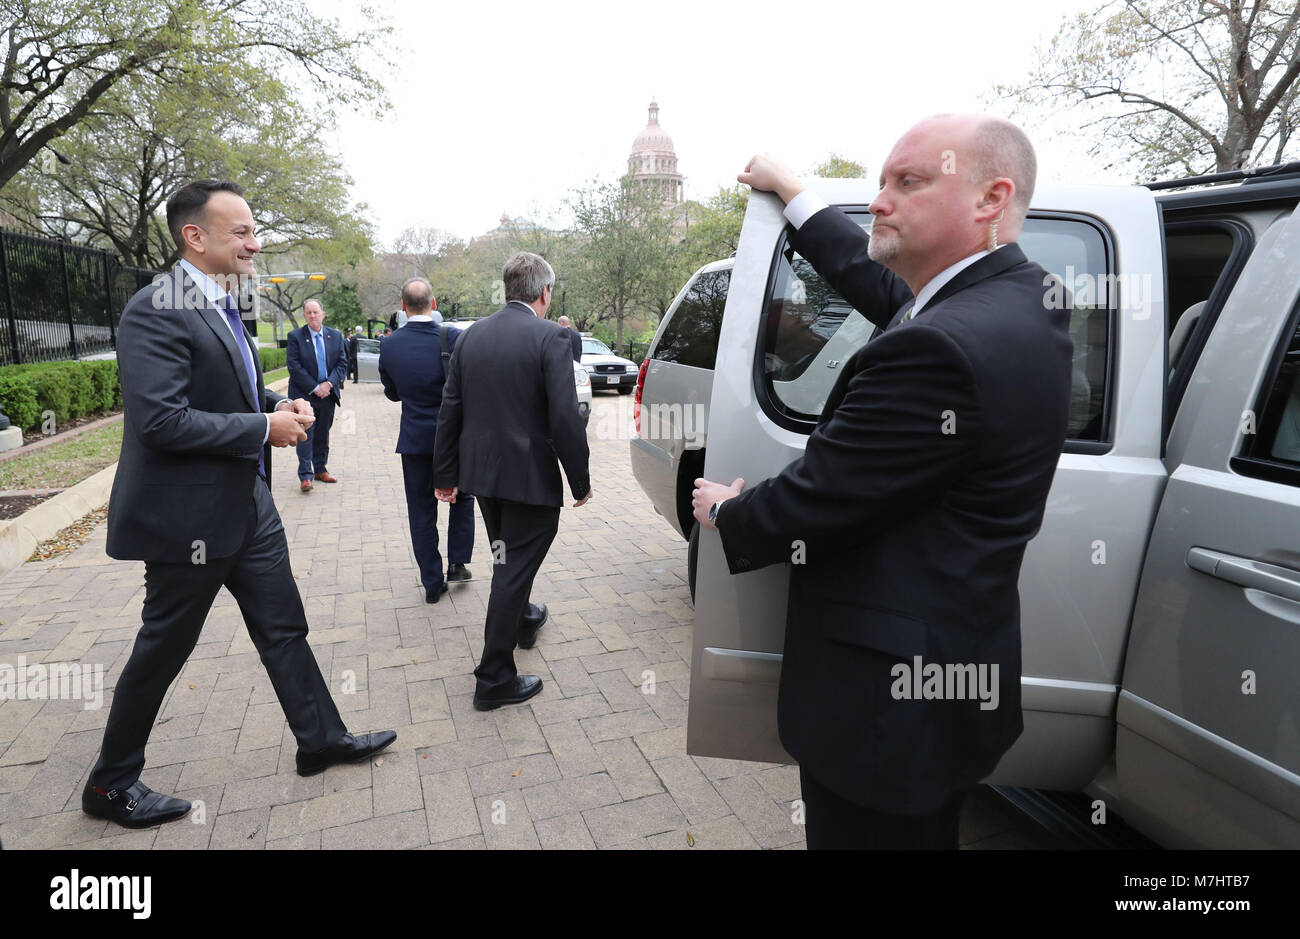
[761,214,874,419]
[760,213,1112,443]
[653,269,731,370]
[1018,217,1111,442]
[583,339,612,355]
[1248,320,1300,468]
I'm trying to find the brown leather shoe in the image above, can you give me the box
[314,472,338,483]
[300,479,312,493]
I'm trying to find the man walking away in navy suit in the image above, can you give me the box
[286,299,349,492]
[379,278,475,604]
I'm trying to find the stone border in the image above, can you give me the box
[0,376,293,581]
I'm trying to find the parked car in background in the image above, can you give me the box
[354,337,381,382]
[580,337,638,393]
[635,168,1300,848]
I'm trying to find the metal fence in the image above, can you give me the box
[0,227,160,367]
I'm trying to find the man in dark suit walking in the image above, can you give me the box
[557,315,583,362]
[433,252,592,711]
[379,277,475,604]
[84,180,394,828]
[693,115,1072,849]
[286,299,348,493]
[347,325,362,383]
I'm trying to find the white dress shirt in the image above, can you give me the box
[178,259,277,443]
[782,191,998,317]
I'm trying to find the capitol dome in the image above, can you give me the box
[627,99,683,204]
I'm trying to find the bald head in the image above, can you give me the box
[909,113,1035,222]
[968,116,1036,221]
[867,113,1037,293]
[401,277,434,314]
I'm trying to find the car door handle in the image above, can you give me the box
[1186,547,1300,604]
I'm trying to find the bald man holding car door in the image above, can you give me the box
[693,115,1073,849]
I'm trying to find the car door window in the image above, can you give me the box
[653,269,730,370]
[1236,312,1300,483]
[757,212,1114,447]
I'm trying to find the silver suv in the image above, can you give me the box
[630,258,731,599]
[633,170,1300,848]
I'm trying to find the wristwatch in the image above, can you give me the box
[708,500,724,524]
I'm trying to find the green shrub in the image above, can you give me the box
[258,348,286,373]
[0,359,123,433]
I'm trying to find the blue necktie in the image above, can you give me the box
[314,331,327,382]
[222,295,265,478]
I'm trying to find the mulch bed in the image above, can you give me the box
[0,489,63,520]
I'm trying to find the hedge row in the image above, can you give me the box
[0,360,123,433]
[259,348,286,373]
[0,346,287,433]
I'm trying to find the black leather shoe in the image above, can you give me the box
[82,780,191,829]
[517,602,548,649]
[446,563,472,583]
[473,675,543,711]
[426,582,449,604]
[296,730,397,777]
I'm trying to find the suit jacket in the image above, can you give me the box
[377,320,461,455]
[567,327,582,363]
[716,206,1073,814]
[286,324,348,403]
[433,303,590,506]
[107,267,286,563]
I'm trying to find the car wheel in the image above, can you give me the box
[687,520,699,604]
[617,386,633,395]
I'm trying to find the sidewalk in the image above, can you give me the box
[0,386,805,849]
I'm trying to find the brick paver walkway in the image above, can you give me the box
[0,386,1056,850]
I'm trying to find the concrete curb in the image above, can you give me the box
[0,461,117,580]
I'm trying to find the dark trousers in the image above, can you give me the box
[799,767,967,849]
[347,356,358,382]
[297,393,336,480]
[474,497,560,694]
[400,453,475,590]
[90,477,347,791]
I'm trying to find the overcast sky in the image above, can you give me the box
[327,0,1119,246]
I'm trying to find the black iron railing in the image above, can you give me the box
[0,227,160,366]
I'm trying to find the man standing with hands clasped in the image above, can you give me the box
[84,180,394,829]
[433,252,592,711]
[693,115,1073,849]
[287,298,348,493]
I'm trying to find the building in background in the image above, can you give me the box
[627,100,683,206]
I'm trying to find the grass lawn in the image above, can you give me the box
[0,422,124,491]
[263,367,288,384]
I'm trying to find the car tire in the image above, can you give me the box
[617,385,633,395]
[687,520,699,604]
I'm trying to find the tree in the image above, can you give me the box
[3,69,368,267]
[682,184,748,272]
[0,0,389,191]
[256,229,373,335]
[1000,0,1300,178]
[567,177,678,353]
[811,153,868,178]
